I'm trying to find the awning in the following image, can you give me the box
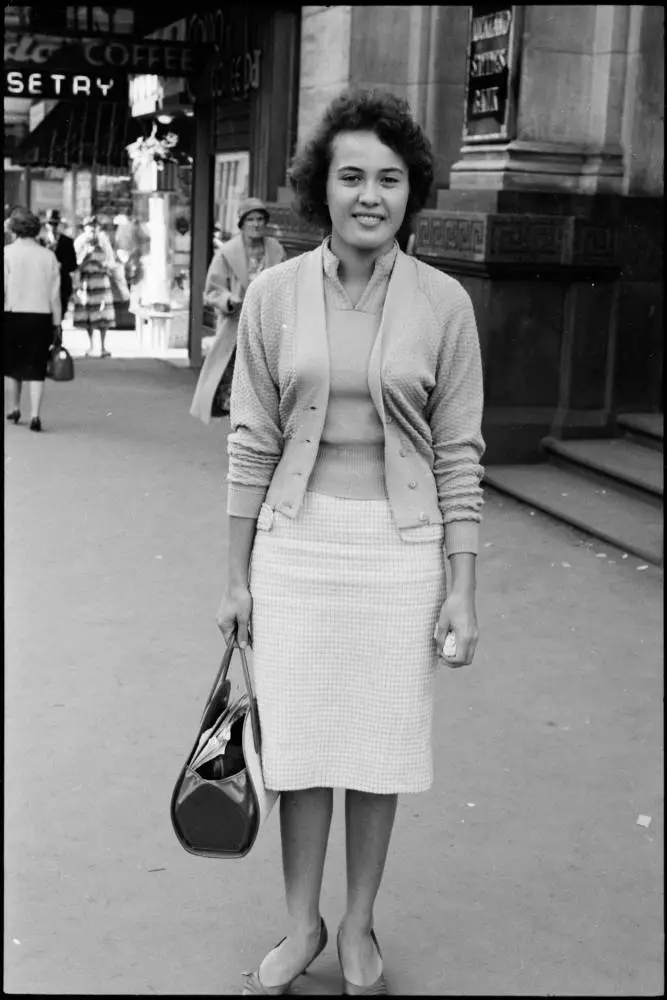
[12,101,142,170]
[11,101,194,171]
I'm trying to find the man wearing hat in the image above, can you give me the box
[42,210,78,321]
[190,197,286,423]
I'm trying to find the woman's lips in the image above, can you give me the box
[354,214,385,228]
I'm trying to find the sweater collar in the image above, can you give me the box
[321,236,399,282]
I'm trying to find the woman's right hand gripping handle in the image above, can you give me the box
[216,514,258,649]
[216,585,252,649]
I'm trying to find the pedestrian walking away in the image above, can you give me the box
[41,209,78,323]
[73,215,117,358]
[4,206,62,432]
[215,89,485,995]
[190,197,286,423]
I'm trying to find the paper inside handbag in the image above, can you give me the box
[189,693,250,776]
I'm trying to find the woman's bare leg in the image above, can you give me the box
[5,376,21,414]
[86,325,95,356]
[99,326,109,356]
[258,788,333,987]
[26,380,45,420]
[338,790,398,986]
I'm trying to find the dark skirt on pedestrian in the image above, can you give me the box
[3,312,53,382]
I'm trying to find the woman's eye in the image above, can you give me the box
[382,177,399,185]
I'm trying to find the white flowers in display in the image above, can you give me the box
[126,123,180,171]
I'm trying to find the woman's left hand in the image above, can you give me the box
[434,593,479,667]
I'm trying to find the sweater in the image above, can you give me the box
[308,239,391,500]
[4,238,62,325]
[227,241,485,555]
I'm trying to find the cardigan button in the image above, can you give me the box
[386,415,393,424]
[419,512,429,522]
[399,448,407,457]
[408,480,417,489]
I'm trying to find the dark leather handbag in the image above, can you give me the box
[46,345,75,382]
[170,635,278,859]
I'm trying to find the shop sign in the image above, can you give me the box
[186,12,261,102]
[129,74,163,117]
[463,5,520,141]
[5,69,127,101]
[4,32,203,77]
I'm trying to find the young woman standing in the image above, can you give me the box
[217,90,485,995]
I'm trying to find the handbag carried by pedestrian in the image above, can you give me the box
[170,634,278,859]
[46,345,75,382]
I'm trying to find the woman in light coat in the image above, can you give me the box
[216,91,485,995]
[190,198,285,423]
[4,207,61,431]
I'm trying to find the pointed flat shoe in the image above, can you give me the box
[242,918,328,995]
[338,929,389,996]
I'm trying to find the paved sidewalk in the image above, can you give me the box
[4,359,663,996]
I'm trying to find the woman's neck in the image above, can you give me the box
[329,233,391,285]
[243,233,264,252]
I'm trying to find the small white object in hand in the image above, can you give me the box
[443,631,457,658]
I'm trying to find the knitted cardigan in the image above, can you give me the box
[227,243,485,555]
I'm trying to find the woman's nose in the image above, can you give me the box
[358,184,381,205]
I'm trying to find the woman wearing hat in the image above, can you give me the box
[73,215,117,358]
[190,198,286,422]
[43,210,78,322]
[4,207,62,430]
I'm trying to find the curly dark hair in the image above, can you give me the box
[288,89,434,230]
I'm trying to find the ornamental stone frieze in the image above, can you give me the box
[264,203,619,277]
[413,211,618,275]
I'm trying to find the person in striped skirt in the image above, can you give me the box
[73,216,116,358]
[217,90,485,996]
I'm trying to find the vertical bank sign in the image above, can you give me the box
[464,5,522,141]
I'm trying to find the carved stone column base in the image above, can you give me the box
[450,140,624,195]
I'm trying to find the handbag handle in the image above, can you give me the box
[204,632,263,754]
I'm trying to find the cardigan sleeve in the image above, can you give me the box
[425,285,485,556]
[226,276,283,518]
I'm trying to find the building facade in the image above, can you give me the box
[265,4,664,463]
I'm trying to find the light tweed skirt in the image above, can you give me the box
[248,491,446,794]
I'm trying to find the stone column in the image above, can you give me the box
[449,5,632,194]
[297,5,354,148]
[141,192,172,356]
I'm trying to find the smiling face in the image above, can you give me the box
[326,130,409,259]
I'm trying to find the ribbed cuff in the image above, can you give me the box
[444,520,479,556]
[227,483,267,518]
